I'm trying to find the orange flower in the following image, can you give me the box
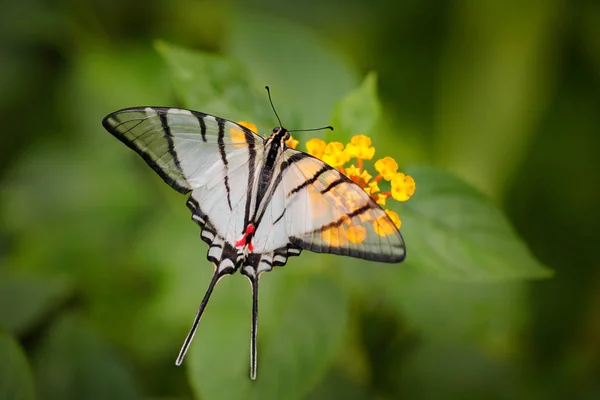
[344,165,361,181]
[374,157,398,181]
[374,193,388,206]
[236,121,258,133]
[285,135,299,149]
[363,181,380,196]
[359,169,372,184]
[306,138,326,159]
[391,173,416,202]
[322,142,350,167]
[345,135,375,160]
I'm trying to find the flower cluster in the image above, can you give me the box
[237,121,415,245]
[303,135,415,237]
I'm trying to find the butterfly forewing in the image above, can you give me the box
[102,107,263,193]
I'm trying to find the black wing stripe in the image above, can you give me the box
[159,109,185,175]
[316,203,373,232]
[273,208,286,225]
[216,117,233,211]
[320,178,345,194]
[198,116,207,142]
[288,165,329,197]
[243,132,257,229]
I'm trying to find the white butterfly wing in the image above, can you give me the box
[280,150,406,262]
[102,107,263,193]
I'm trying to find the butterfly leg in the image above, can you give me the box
[175,263,235,366]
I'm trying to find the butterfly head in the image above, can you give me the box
[270,126,291,147]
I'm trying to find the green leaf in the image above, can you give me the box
[225,11,358,129]
[155,40,273,129]
[398,341,521,399]
[0,330,35,400]
[32,314,141,400]
[385,266,527,348]
[121,212,220,364]
[187,274,348,400]
[398,165,552,281]
[306,369,372,400]
[0,272,71,336]
[329,72,381,141]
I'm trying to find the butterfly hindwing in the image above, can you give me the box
[280,150,406,262]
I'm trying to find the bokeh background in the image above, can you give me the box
[1,0,599,399]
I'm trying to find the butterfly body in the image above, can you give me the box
[102,106,405,380]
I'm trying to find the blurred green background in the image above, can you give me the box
[1,0,599,399]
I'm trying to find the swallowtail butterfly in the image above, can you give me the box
[102,94,405,379]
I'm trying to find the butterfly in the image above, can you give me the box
[102,97,406,380]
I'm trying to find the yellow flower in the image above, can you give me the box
[391,173,416,202]
[347,225,366,243]
[285,135,299,149]
[322,142,350,167]
[236,121,258,133]
[363,181,380,196]
[375,193,388,206]
[374,210,401,236]
[230,121,257,146]
[345,135,375,160]
[306,138,326,159]
[374,157,398,181]
[359,169,372,184]
[344,165,361,180]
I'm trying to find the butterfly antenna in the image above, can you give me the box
[175,267,231,366]
[265,86,283,128]
[248,274,260,380]
[288,125,334,133]
[265,86,334,133]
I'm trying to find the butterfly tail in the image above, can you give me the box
[175,265,234,366]
[249,274,259,380]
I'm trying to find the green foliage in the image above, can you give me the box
[0,272,72,336]
[398,165,551,281]
[224,11,359,129]
[156,40,274,128]
[329,72,381,141]
[32,314,141,399]
[0,330,35,400]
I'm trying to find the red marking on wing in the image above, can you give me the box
[235,224,256,251]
